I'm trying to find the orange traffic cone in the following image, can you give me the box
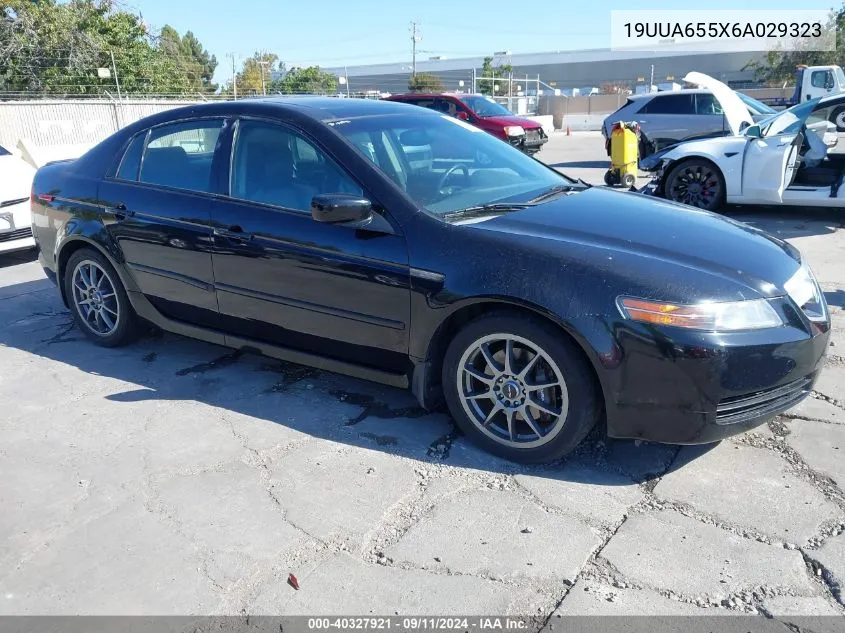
[566,126,571,136]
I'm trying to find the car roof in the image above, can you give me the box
[629,88,715,100]
[389,92,481,99]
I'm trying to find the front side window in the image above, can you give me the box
[138,120,223,193]
[460,95,513,117]
[230,120,362,212]
[811,70,833,89]
[331,113,571,217]
[695,94,724,115]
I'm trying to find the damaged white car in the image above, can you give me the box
[640,72,843,211]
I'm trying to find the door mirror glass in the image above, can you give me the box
[311,193,372,224]
[744,124,762,138]
[399,129,430,147]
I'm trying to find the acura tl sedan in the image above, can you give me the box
[30,97,829,463]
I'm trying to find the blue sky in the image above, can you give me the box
[123,0,836,85]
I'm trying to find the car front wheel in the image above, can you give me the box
[64,247,138,347]
[441,312,600,463]
[664,159,725,211]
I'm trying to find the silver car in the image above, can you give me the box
[602,89,776,157]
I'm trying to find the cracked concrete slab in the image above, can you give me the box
[249,552,547,615]
[601,510,817,596]
[267,443,420,542]
[805,532,845,606]
[786,398,845,425]
[654,443,842,544]
[762,596,843,616]
[386,488,602,583]
[553,579,713,615]
[514,457,643,527]
[787,420,845,488]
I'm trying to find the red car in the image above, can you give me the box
[384,92,548,155]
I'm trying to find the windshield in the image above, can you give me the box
[460,95,514,117]
[755,98,821,137]
[737,92,776,115]
[330,113,573,217]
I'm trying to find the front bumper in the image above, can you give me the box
[0,202,35,254]
[602,310,831,445]
[509,129,548,153]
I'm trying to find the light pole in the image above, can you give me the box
[258,60,270,95]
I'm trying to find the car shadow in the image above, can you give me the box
[0,275,719,488]
[0,247,38,269]
[721,205,845,241]
[824,289,845,309]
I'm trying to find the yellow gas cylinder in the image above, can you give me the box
[604,122,640,188]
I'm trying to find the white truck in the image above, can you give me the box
[760,65,845,130]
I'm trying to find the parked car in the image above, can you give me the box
[640,72,845,211]
[384,92,548,155]
[602,88,778,157]
[30,97,828,463]
[0,144,37,255]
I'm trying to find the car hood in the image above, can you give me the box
[468,187,801,298]
[0,154,35,203]
[683,72,753,136]
[479,114,542,129]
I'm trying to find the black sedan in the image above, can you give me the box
[30,97,830,463]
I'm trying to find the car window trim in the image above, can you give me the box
[225,115,378,217]
[106,115,228,194]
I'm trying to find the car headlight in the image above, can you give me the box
[503,126,525,137]
[784,262,827,322]
[617,297,782,331]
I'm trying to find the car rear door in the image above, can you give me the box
[636,93,696,150]
[693,93,728,137]
[208,117,412,373]
[98,117,228,329]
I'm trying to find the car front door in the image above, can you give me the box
[209,117,411,373]
[742,131,802,204]
[98,117,228,329]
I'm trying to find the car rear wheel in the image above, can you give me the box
[64,248,137,347]
[441,312,600,463]
[664,159,725,212]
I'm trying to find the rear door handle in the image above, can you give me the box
[105,203,132,220]
[213,226,253,241]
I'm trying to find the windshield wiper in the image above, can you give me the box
[442,202,536,220]
[528,183,587,203]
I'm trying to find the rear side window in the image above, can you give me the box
[116,133,146,181]
[139,120,224,193]
[640,94,695,115]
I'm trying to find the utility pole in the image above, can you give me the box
[650,64,654,91]
[109,50,121,100]
[228,53,238,99]
[258,59,269,95]
[410,21,421,80]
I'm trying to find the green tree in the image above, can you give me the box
[408,72,443,92]
[478,56,512,96]
[745,7,845,85]
[268,66,337,94]
[0,0,214,97]
[236,51,279,95]
[159,24,217,93]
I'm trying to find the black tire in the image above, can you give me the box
[830,106,845,133]
[603,170,615,186]
[441,311,601,464]
[63,247,138,347]
[664,158,725,212]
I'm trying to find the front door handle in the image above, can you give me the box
[213,226,253,241]
[105,203,132,220]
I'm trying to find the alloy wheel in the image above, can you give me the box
[71,260,120,336]
[456,333,570,449]
[668,163,721,209]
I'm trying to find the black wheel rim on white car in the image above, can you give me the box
[457,334,569,449]
[668,163,721,209]
[71,260,120,336]
[835,110,845,130]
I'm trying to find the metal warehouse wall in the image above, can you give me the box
[0,100,199,150]
[343,51,767,95]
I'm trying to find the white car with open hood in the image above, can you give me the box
[640,72,844,211]
[0,144,37,254]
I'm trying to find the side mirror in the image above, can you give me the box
[399,129,430,147]
[456,111,469,121]
[745,124,762,138]
[311,193,372,224]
